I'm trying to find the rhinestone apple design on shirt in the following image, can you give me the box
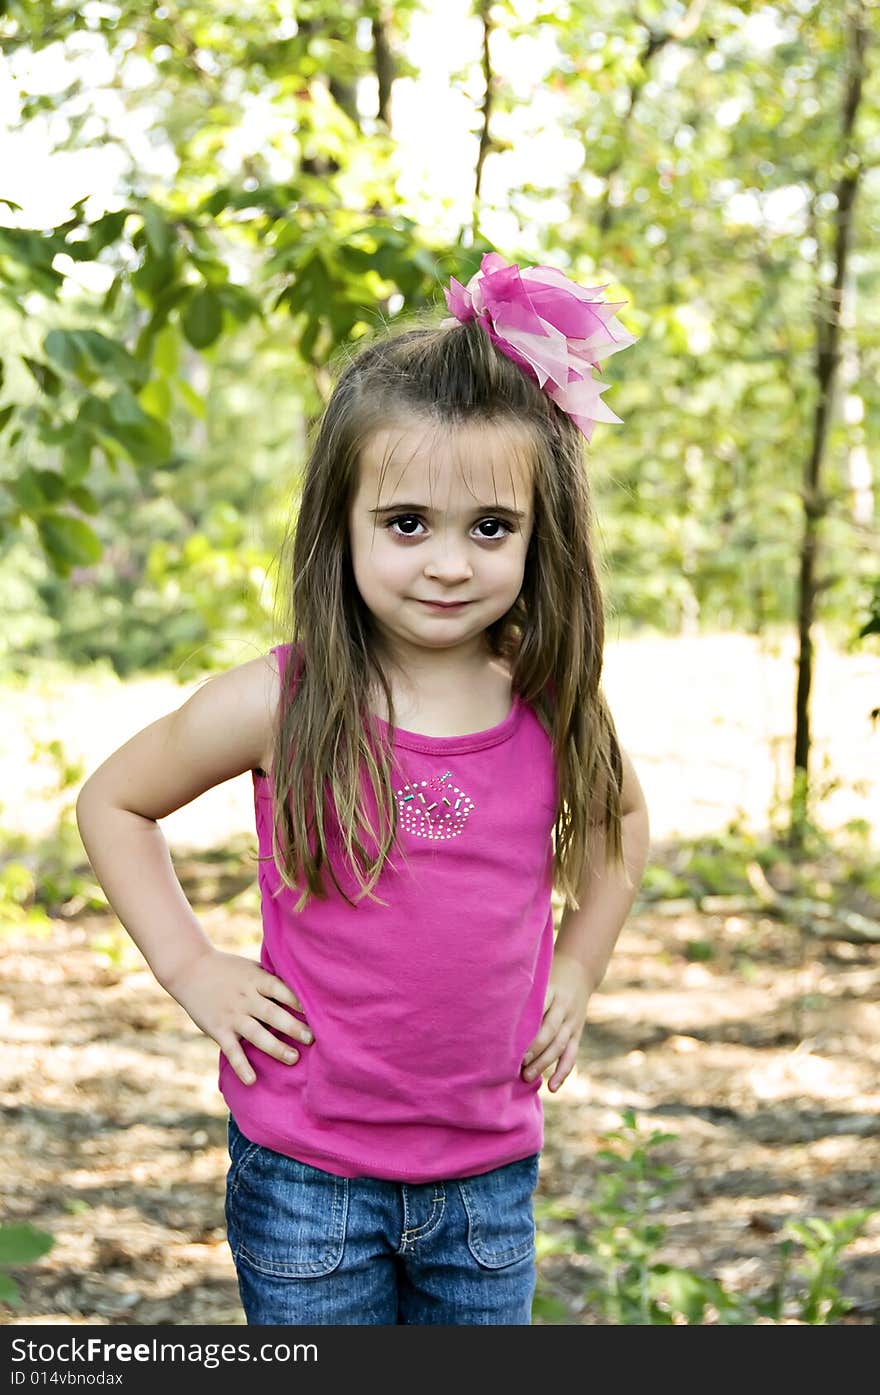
[395,768,474,841]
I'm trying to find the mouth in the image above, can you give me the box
[416,599,472,609]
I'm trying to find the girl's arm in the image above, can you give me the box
[521,747,650,1091]
[75,654,312,1085]
[552,747,650,994]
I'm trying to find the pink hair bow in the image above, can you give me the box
[443,252,637,442]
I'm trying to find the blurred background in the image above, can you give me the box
[1,0,878,1326]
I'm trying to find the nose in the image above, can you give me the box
[422,537,474,583]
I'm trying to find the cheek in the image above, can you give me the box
[355,533,410,586]
[493,538,530,579]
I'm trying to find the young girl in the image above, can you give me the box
[76,252,650,1326]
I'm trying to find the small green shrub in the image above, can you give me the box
[0,1223,55,1307]
[535,1110,876,1324]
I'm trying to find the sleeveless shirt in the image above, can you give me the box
[219,642,558,1181]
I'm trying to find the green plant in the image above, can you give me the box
[0,734,107,927]
[582,1107,691,1324]
[0,1223,55,1306]
[551,1110,876,1324]
[784,1211,875,1324]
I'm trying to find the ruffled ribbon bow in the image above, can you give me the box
[444,252,637,442]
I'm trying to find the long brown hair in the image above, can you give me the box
[266,313,626,913]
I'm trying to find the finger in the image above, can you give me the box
[541,982,558,1013]
[238,1021,302,1066]
[522,1003,567,1069]
[218,1035,257,1087]
[260,1002,314,1046]
[523,1032,565,1080]
[548,1035,580,1092]
[257,969,304,1013]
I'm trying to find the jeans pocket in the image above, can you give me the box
[457,1153,539,1269]
[225,1119,348,1278]
[226,1114,260,1190]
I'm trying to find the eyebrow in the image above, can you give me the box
[369,502,527,519]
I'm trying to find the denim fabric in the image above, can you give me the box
[225,1115,539,1325]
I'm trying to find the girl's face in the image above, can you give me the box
[349,414,535,668]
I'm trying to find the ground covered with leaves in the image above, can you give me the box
[2,835,878,1326]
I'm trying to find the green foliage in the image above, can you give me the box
[683,938,714,962]
[643,818,878,916]
[0,858,54,935]
[0,735,103,927]
[640,864,691,900]
[535,1109,876,1324]
[784,1212,876,1324]
[0,0,453,591]
[581,1108,684,1324]
[0,1223,55,1307]
[0,0,874,635]
[644,827,775,903]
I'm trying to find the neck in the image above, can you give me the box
[371,633,497,699]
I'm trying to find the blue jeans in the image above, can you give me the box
[225,1115,539,1325]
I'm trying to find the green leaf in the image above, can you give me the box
[103,275,122,314]
[299,314,321,363]
[0,404,14,434]
[43,328,82,376]
[175,376,206,418]
[0,1271,20,1304]
[69,484,98,515]
[81,208,128,257]
[141,202,172,259]
[103,391,171,463]
[61,437,93,484]
[530,1291,572,1322]
[33,470,66,504]
[108,394,168,455]
[0,1223,55,1266]
[648,1265,712,1323]
[36,512,102,571]
[23,357,61,397]
[44,329,147,390]
[131,250,175,298]
[12,468,49,511]
[182,288,223,349]
[216,283,260,321]
[153,324,179,377]
[202,185,232,217]
[139,377,171,420]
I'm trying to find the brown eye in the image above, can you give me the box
[387,514,424,536]
[476,518,513,539]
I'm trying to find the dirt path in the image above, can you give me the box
[2,845,878,1325]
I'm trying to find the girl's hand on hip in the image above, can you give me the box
[521,952,591,1093]
[165,947,312,1085]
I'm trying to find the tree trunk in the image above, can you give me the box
[473,0,496,239]
[789,2,869,849]
[371,10,395,129]
[296,18,360,177]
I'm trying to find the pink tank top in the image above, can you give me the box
[219,642,558,1181]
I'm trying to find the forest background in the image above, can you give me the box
[1,0,879,1326]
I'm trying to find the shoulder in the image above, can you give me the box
[253,643,305,770]
[186,650,282,776]
[77,650,283,820]
[202,648,280,702]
